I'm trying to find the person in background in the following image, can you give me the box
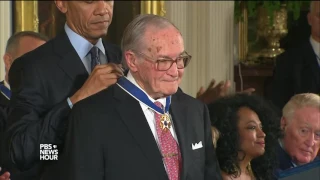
[208,94,281,180]
[0,31,48,132]
[2,1,123,179]
[0,31,48,180]
[271,1,320,110]
[276,93,320,171]
[196,79,255,105]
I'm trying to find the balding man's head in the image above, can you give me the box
[3,31,48,83]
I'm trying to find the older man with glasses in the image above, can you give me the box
[54,14,222,180]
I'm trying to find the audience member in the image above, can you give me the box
[208,94,281,180]
[0,31,48,132]
[272,1,320,110]
[197,79,255,104]
[0,31,48,180]
[277,93,320,171]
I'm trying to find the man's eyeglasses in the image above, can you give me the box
[133,50,192,71]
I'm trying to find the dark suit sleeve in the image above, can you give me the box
[271,53,294,110]
[61,102,104,180]
[4,59,71,171]
[203,104,222,180]
[0,106,6,133]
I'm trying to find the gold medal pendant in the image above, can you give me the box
[160,114,171,131]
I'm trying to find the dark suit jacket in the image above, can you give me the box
[57,85,222,180]
[2,30,122,179]
[275,142,320,173]
[271,39,320,110]
[0,81,9,132]
[276,143,294,171]
[0,81,9,176]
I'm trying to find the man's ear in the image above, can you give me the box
[307,12,313,26]
[55,0,68,14]
[3,53,13,73]
[125,51,139,72]
[280,117,287,131]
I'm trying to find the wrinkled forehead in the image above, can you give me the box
[142,26,184,57]
[291,107,320,129]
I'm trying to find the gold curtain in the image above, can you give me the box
[14,1,39,33]
[13,1,166,34]
[140,1,166,16]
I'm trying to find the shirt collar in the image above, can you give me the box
[310,36,320,57]
[126,71,166,112]
[64,23,105,60]
[4,80,10,90]
[278,139,298,167]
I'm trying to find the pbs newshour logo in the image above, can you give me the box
[40,144,58,160]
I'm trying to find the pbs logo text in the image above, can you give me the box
[40,144,58,160]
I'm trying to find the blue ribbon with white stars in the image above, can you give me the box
[116,76,170,114]
[0,83,11,100]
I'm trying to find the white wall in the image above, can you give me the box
[0,1,12,81]
[166,1,235,97]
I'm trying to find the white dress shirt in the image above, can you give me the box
[4,80,10,90]
[64,24,108,74]
[126,71,179,145]
[126,71,180,173]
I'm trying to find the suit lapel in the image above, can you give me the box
[170,92,189,180]
[113,85,168,179]
[303,41,320,87]
[52,31,122,90]
[53,30,88,89]
[103,41,121,64]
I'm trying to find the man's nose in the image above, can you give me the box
[166,62,179,77]
[304,133,316,147]
[94,1,110,16]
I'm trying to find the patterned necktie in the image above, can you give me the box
[90,46,100,71]
[154,101,181,180]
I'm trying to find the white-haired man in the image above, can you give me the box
[277,93,320,171]
[57,14,222,180]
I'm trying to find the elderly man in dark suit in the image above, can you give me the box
[272,1,320,110]
[276,93,320,172]
[0,31,48,180]
[59,14,222,180]
[2,1,123,179]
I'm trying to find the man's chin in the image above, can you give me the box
[92,30,108,39]
[161,88,179,97]
[295,156,313,165]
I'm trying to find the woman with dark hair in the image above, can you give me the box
[208,94,281,180]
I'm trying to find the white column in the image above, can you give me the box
[0,1,12,81]
[166,1,235,97]
[165,1,189,94]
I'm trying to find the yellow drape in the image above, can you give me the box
[140,1,166,16]
[14,1,39,33]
